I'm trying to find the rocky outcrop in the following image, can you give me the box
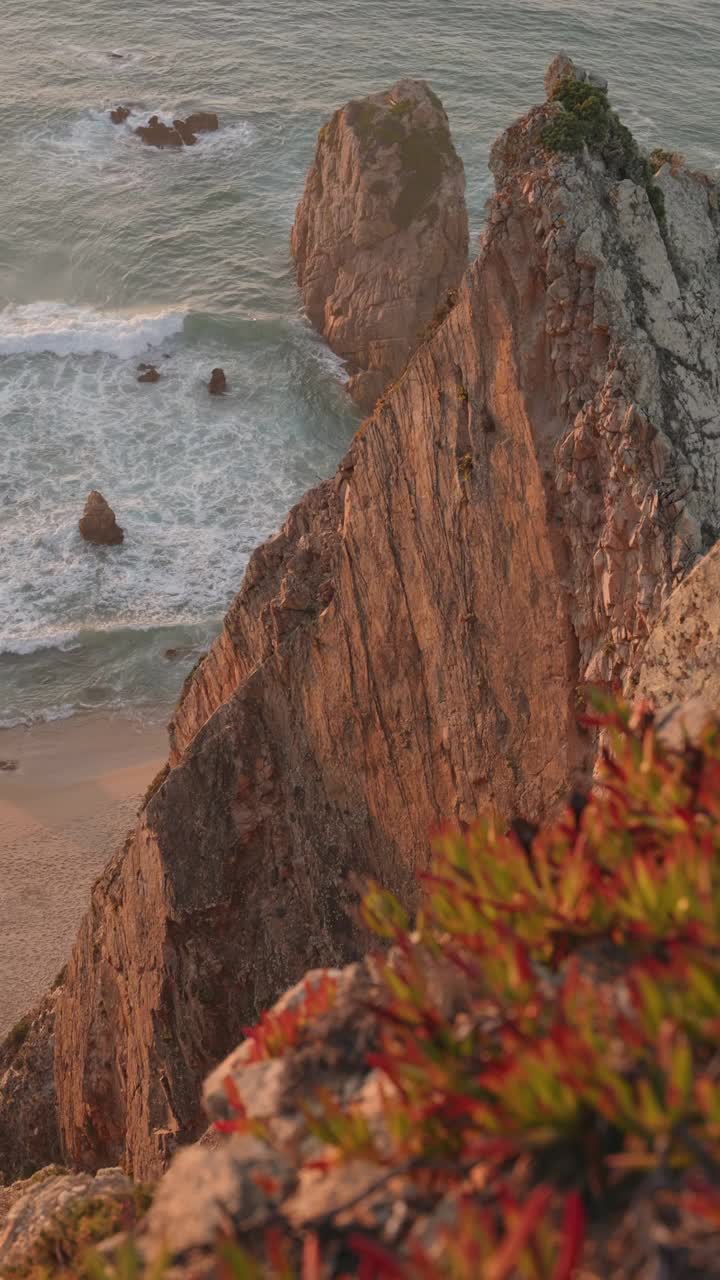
[291,78,469,411]
[0,1166,145,1274]
[630,541,720,709]
[137,363,161,383]
[110,105,131,125]
[208,367,227,394]
[135,112,219,148]
[78,490,124,546]
[5,57,720,1185]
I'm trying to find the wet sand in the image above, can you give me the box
[0,715,167,1039]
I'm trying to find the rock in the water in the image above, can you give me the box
[78,490,124,546]
[290,78,468,411]
[135,111,219,148]
[110,104,131,125]
[135,115,184,148]
[208,367,227,394]
[185,111,219,134]
[137,365,161,383]
[172,118,198,146]
[0,759,18,772]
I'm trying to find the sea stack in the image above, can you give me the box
[78,491,124,546]
[291,78,469,411]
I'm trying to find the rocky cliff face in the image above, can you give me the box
[290,78,469,411]
[631,540,720,710]
[3,56,720,1186]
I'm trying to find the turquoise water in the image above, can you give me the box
[1,0,718,727]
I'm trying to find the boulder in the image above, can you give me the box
[137,364,161,383]
[109,105,131,125]
[184,111,219,134]
[78,491,124,546]
[290,78,468,411]
[208,367,227,394]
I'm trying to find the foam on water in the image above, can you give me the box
[0,302,186,358]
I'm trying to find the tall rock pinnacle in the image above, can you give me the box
[291,79,469,411]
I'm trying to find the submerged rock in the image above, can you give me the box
[208,367,227,394]
[137,364,161,383]
[78,490,124,546]
[291,78,468,411]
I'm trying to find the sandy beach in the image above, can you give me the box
[0,714,167,1039]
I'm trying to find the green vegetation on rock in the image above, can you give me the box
[4,1187,153,1280]
[541,76,666,224]
[346,96,455,229]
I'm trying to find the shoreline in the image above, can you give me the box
[0,712,167,1039]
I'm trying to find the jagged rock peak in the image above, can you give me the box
[544,50,608,97]
[290,78,468,411]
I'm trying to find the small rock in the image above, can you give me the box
[134,111,219,149]
[163,646,195,662]
[208,367,227,395]
[137,365,161,384]
[110,105,131,125]
[0,760,18,772]
[78,491,124,546]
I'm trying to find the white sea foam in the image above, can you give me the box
[0,629,82,657]
[0,704,75,730]
[0,303,186,358]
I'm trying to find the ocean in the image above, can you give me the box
[1,0,719,729]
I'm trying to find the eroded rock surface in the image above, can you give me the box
[291,78,469,410]
[5,57,720,1185]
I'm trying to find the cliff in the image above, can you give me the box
[290,78,469,411]
[4,702,720,1278]
[3,55,720,1186]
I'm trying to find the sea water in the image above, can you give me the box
[1,0,718,727]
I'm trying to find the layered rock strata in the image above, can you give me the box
[3,57,720,1185]
[291,78,469,411]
